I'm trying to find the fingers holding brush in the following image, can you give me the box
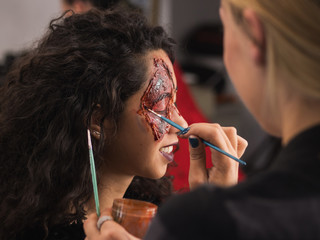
[221,126,248,160]
[179,123,248,187]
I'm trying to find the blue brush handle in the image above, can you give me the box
[202,140,246,165]
[161,116,185,131]
[160,115,246,165]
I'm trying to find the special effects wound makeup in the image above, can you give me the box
[138,58,175,141]
[87,129,101,217]
[147,109,247,165]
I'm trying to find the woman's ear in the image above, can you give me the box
[89,105,114,141]
[243,9,266,65]
[90,105,103,140]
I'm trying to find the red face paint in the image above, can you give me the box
[138,58,176,141]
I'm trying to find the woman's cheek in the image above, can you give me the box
[136,110,167,141]
[136,114,151,134]
[146,112,169,141]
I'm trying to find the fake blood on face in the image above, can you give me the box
[138,58,175,141]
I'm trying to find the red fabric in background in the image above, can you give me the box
[167,63,245,192]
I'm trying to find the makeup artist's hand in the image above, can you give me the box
[180,123,248,189]
[84,209,140,240]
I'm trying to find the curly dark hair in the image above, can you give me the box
[0,8,175,239]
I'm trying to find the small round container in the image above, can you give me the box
[112,198,158,238]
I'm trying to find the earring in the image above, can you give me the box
[92,130,101,136]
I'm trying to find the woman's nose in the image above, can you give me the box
[169,105,188,132]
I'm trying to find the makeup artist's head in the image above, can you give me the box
[220,0,320,140]
[0,8,186,239]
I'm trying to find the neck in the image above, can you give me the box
[280,94,320,145]
[86,171,134,216]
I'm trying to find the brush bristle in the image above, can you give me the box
[146,108,161,117]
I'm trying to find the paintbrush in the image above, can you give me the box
[87,129,101,217]
[147,108,247,165]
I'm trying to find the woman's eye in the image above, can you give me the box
[153,99,168,112]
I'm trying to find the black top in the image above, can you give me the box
[16,223,85,240]
[145,125,320,240]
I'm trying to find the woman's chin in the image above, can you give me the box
[146,167,168,180]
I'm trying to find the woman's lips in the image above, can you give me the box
[159,143,179,162]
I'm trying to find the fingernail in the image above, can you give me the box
[177,127,190,136]
[189,137,199,148]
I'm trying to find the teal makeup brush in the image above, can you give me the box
[87,129,101,217]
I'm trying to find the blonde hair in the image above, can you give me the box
[224,0,320,100]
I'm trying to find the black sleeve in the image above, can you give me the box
[144,216,177,240]
[145,185,237,240]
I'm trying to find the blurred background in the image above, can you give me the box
[0,0,281,181]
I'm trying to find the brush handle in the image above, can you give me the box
[202,140,246,165]
[87,129,101,217]
[160,116,185,131]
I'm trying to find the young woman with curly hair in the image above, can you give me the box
[0,8,188,239]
